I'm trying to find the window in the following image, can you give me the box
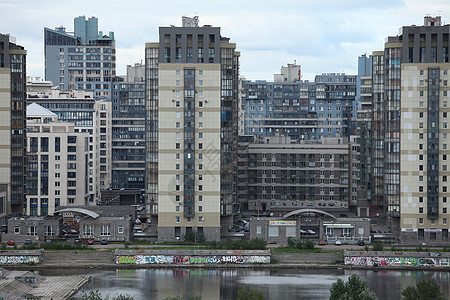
[199,185,203,191]
[419,197,423,203]
[198,195,203,202]
[45,225,55,236]
[100,224,111,236]
[118,225,124,234]
[176,80,180,87]
[198,80,203,87]
[198,143,203,149]
[419,207,423,213]
[83,225,93,236]
[27,226,37,236]
[198,216,203,223]
[14,226,19,234]
[268,226,279,237]
[199,206,203,212]
[419,218,424,224]
[175,216,180,223]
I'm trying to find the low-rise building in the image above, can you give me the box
[3,205,134,243]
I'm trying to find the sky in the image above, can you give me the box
[1,0,450,82]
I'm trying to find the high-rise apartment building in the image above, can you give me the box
[26,87,111,203]
[391,16,450,244]
[0,34,27,219]
[111,79,145,190]
[145,17,239,241]
[236,135,355,218]
[26,103,90,215]
[44,16,115,99]
[243,73,357,140]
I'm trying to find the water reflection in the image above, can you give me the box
[38,268,450,300]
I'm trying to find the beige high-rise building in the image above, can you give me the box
[145,17,240,241]
[398,16,450,245]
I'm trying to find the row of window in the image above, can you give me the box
[175,216,204,223]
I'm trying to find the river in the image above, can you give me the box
[40,268,450,299]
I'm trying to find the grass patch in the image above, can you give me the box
[271,246,343,254]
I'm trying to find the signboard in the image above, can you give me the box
[401,228,418,232]
[425,229,442,233]
[269,221,296,226]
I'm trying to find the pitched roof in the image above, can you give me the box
[26,102,57,117]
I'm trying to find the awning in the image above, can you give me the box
[323,224,354,228]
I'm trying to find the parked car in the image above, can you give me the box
[68,229,78,235]
[335,240,342,245]
[307,230,316,235]
[24,239,32,245]
[87,239,94,245]
[358,240,365,246]
[100,239,108,245]
[7,240,15,246]
[74,238,82,244]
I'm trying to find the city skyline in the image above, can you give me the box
[1,0,449,82]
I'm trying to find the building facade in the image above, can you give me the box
[237,135,355,218]
[27,89,111,203]
[111,80,145,190]
[44,16,115,100]
[145,17,239,241]
[0,34,27,219]
[26,103,90,215]
[243,73,357,141]
[397,16,450,244]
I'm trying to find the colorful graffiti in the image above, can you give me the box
[0,255,40,265]
[345,256,450,267]
[116,255,270,265]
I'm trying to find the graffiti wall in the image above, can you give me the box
[116,255,270,265]
[0,255,40,265]
[345,256,450,267]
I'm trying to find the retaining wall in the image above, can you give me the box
[344,250,450,267]
[0,250,43,265]
[114,249,271,265]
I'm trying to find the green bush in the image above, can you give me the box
[330,274,378,300]
[41,241,88,250]
[372,242,384,251]
[287,237,296,248]
[207,238,266,250]
[401,279,443,300]
[237,287,265,300]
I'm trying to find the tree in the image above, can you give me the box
[329,274,378,300]
[401,279,443,300]
[237,287,265,300]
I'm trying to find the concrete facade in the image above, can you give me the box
[44,16,115,100]
[26,104,90,215]
[145,17,240,241]
[0,33,27,218]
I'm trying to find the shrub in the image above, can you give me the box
[330,274,378,300]
[287,237,296,248]
[372,242,384,251]
[207,238,266,250]
[237,287,265,300]
[401,279,443,300]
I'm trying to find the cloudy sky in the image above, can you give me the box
[1,0,449,82]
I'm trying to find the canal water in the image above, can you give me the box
[40,268,450,300]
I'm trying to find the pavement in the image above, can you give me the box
[30,274,90,300]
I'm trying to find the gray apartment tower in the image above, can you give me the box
[145,17,240,241]
[44,16,115,100]
[0,34,27,220]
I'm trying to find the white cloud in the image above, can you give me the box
[1,0,450,81]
